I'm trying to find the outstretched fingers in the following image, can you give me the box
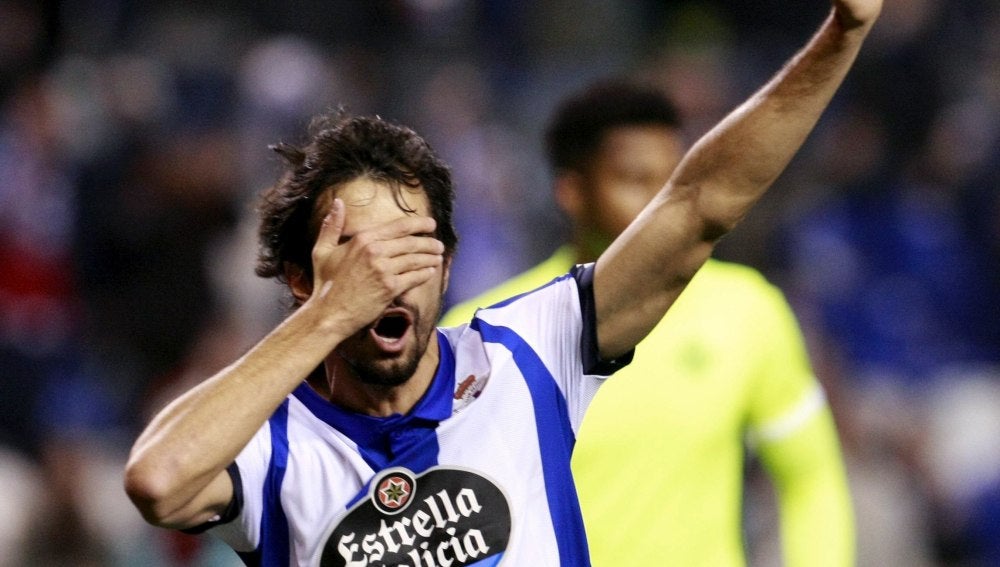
[309,209,445,309]
[355,224,445,297]
[312,197,347,268]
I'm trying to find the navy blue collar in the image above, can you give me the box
[291,330,456,448]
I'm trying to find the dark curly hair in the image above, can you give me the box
[544,78,681,173]
[255,110,458,283]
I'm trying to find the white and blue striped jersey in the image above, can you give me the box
[205,264,631,566]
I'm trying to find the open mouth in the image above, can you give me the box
[371,309,412,343]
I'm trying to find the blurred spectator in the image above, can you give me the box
[767,2,1000,564]
[411,60,536,306]
[0,0,57,100]
[0,67,104,565]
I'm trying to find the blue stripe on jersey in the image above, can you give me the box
[261,399,292,567]
[468,554,504,567]
[470,318,590,567]
[294,331,456,510]
[384,329,455,474]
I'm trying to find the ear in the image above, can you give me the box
[553,171,584,221]
[284,262,313,305]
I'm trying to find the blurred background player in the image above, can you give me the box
[440,79,855,566]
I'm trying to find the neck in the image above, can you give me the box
[321,337,441,417]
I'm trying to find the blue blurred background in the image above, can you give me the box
[0,0,997,565]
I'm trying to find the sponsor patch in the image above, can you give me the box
[322,466,512,567]
[453,374,488,414]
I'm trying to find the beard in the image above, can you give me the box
[337,295,442,388]
[343,337,424,388]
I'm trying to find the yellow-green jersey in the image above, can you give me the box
[440,247,854,566]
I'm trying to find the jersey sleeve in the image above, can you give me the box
[743,281,820,437]
[743,281,855,567]
[207,420,274,553]
[472,263,630,433]
[570,262,633,376]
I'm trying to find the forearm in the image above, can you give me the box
[593,7,877,358]
[124,304,348,525]
[673,9,874,234]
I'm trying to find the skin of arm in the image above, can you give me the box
[123,198,444,529]
[593,0,882,359]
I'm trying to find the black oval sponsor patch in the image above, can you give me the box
[321,467,511,567]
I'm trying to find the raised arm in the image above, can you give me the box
[593,0,882,358]
[123,199,444,529]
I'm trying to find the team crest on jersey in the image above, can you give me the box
[374,471,414,513]
[321,466,512,567]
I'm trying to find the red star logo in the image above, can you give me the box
[377,476,412,509]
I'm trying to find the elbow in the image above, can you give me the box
[700,217,733,244]
[694,196,755,244]
[672,173,774,242]
[123,455,183,527]
[697,187,756,242]
[662,181,745,244]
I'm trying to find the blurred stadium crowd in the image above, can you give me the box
[0,0,997,565]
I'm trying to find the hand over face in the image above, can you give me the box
[305,187,445,338]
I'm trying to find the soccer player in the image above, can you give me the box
[440,79,855,566]
[123,2,881,564]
